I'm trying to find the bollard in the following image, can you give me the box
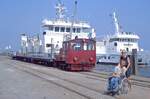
[131,49,138,75]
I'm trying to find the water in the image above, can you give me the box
[138,67,150,77]
[95,64,150,78]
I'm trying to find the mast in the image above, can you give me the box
[70,0,78,39]
[113,12,121,35]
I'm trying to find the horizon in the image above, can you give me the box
[0,0,150,51]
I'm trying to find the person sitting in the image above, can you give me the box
[107,60,127,95]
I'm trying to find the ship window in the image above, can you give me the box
[124,39,127,42]
[60,27,65,32]
[73,28,76,33]
[122,39,124,42]
[82,28,90,33]
[120,39,122,42]
[49,26,53,31]
[128,39,130,42]
[114,42,117,46]
[46,44,52,47]
[109,38,119,42]
[43,32,46,35]
[116,38,119,41]
[66,28,70,32]
[119,39,121,42]
[55,27,59,32]
[77,28,81,33]
[126,48,129,52]
[122,39,125,42]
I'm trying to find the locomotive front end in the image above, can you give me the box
[66,39,96,71]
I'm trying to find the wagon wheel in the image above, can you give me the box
[66,64,71,71]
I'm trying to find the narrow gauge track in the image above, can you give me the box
[10,59,150,89]
[8,59,150,99]
[79,71,150,88]
[8,61,111,99]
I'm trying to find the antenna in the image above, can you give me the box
[112,12,121,34]
[74,0,78,21]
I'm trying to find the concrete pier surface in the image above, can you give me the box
[0,56,150,99]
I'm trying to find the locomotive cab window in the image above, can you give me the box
[83,41,95,50]
[71,42,82,51]
[87,42,95,50]
[83,43,87,50]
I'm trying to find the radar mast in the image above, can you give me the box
[55,0,66,20]
[113,12,121,35]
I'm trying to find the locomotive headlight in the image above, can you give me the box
[73,57,78,62]
[89,57,94,62]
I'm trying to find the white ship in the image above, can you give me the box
[42,0,95,55]
[96,12,142,64]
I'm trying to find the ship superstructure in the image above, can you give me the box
[42,0,95,54]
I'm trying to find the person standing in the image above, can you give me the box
[120,50,131,79]
[119,50,132,89]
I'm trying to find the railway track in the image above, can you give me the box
[10,59,150,89]
[8,57,150,89]
[10,55,150,88]
[5,59,150,99]
[79,71,150,88]
[8,61,113,99]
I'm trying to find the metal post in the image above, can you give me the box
[51,38,54,59]
[131,49,138,75]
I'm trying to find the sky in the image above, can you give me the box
[0,0,150,51]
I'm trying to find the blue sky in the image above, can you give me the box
[0,0,150,51]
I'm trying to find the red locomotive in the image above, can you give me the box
[12,37,96,71]
[54,38,96,71]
